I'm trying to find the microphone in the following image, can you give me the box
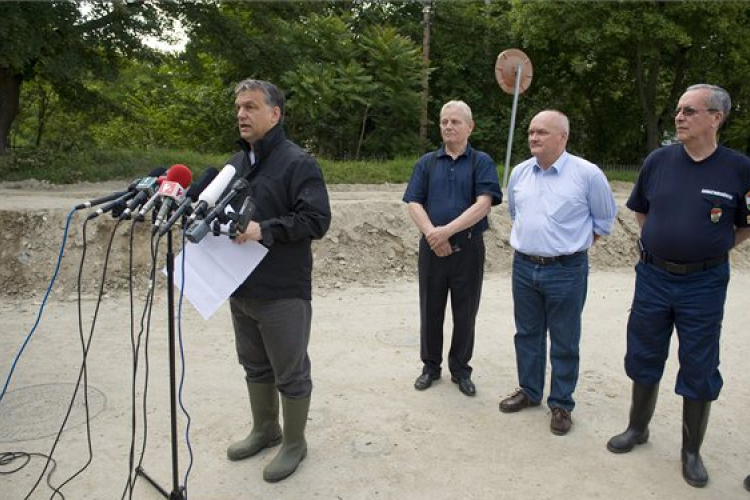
[117,167,168,220]
[136,164,192,221]
[85,167,166,220]
[158,167,219,236]
[75,190,130,211]
[186,164,237,224]
[152,165,193,233]
[185,177,249,244]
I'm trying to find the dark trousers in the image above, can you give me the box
[418,231,484,379]
[229,297,313,399]
[625,261,728,400]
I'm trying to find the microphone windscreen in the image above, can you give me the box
[186,167,219,201]
[166,164,193,188]
[199,164,236,206]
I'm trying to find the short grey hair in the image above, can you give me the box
[440,100,473,122]
[686,83,731,124]
[542,109,570,135]
[234,78,285,121]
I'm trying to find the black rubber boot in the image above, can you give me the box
[226,381,282,461]
[681,398,711,488]
[744,474,750,492]
[607,382,658,453]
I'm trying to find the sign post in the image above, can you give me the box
[495,49,533,189]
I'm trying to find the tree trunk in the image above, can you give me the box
[419,0,432,153]
[356,104,370,161]
[35,84,51,148]
[634,45,661,154]
[0,67,23,154]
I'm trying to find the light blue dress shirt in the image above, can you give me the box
[508,151,617,257]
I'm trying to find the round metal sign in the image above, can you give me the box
[495,49,533,95]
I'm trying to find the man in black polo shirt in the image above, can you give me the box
[607,84,750,488]
[403,100,502,397]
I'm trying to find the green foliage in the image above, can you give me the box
[4,0,750,170]
[508,0,750,160]
[423,1,518,161]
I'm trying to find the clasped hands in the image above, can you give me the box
[426,225,455,257]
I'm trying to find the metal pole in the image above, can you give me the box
[502,63,523,190]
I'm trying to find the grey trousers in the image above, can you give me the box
[229,297,313,398]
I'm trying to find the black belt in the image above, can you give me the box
[516,250,586,266]
[641,252,727,275]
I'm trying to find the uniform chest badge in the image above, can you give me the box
[746,191,750,210]
[710,206,722,223]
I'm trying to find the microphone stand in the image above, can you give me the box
[136,228,185,500]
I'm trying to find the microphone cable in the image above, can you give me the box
[174,228,195,498]
[120,219,159,500]
[25,216,123,499]
[0,451,63,499]
[0,207,74,500]
[0,208,76,405]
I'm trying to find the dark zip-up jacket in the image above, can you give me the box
[227,124,331,300]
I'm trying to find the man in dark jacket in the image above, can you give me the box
[225,79,331,483]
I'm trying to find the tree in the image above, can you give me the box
[0,0,175,153]
[426,1,514,159]
[509,0,750,161]
[177,1,422,159]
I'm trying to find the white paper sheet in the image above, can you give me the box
[169,234,267,319]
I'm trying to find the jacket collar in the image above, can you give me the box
[237,123,286,164]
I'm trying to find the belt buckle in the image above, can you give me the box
[530,255,550,265]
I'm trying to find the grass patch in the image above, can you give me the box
[0,148,637,185]
[0,148,226,184]
[318,157,416,184]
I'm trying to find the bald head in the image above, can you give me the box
[528,110,569,169]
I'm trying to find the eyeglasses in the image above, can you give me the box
[672,106,719,118]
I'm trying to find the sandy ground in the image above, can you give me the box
[0,181,749,499]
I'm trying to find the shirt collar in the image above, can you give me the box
[438,143,472,160]
[534,150,569,173]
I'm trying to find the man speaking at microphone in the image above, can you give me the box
[222,79,331,483]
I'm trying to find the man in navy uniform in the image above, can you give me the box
[607,84,750,488]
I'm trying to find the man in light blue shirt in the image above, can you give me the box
[498,109,617,436]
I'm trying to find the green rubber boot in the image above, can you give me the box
[226,381,282,461]
[263,395,309,482]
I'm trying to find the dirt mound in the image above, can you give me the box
[1,181,749,298]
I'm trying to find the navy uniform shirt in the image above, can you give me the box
[402,144,502,233]
[627,144,750,262]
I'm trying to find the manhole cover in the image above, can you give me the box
[0,383,107,443]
